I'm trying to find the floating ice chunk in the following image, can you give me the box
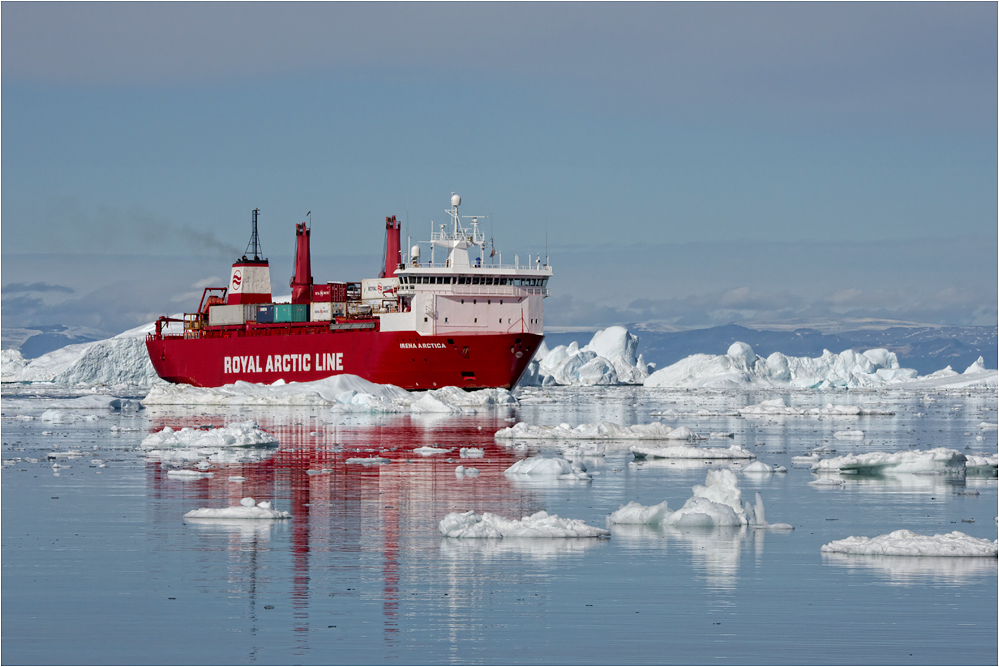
[459,447,485,458]
[344,457,391,466]
[808,477,845,487]
[978,422,999,431]
[812,448,967,475]
[142,422,279,448]
[240,497,256,507]
[495,420,703,441]
[413,446,451,456]
[608,469,788,529]
[167,470,214,479]
[439,510,609,538]
[965,453,998,476]
[741,460,786,474]
[455,465,480,478]
[185,504,291,520]
[833,430,865,440]
[505,457,590,480]
[821,530,997,557]
[520,326,652,386]
[630,443,755,460]
[792,454,821,465]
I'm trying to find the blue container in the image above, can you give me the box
[256,304,274,324]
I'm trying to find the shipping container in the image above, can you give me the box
[310,302,332,322]
[208,304,245,326]
[330,282,348,302]
[274,303,308,323]
[256,304,275,324]
[331,301,346,316]
[243,303,258,322]
[312,284,332,302]
[361,277,400,301]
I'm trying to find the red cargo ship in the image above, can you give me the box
[146,195,551,389]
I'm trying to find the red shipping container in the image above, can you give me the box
[312,284,332,302]
[330,282,348,302]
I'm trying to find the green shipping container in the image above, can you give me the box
[273,304,308,323]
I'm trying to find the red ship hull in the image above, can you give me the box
[146,327,541,390]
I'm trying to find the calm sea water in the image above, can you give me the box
[2,386,996,665]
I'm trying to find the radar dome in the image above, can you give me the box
[451,194,461,207]
[410,245,421,259]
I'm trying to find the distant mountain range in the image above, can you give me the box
[544,324,998,376]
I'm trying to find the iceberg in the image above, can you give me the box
[821,530,997,557]
[185,498,291,520]
[439,510,610,538]
[521,326,652,386]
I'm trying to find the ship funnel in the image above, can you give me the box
[226,208,272,305]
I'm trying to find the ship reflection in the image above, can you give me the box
[145,411,543,654]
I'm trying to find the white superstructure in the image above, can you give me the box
[378,194,552,336]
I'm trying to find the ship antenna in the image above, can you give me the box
[245,208,264,261]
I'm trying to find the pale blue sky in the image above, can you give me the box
[2,2,996,336]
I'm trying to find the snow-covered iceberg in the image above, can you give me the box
[607,469,790,529]
[821,530,997,557]
[6,320,171,387]
[439,510,609,538]
[644,342,997,390]
[521,326,653,386]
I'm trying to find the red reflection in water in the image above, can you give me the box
[146,412,542,653]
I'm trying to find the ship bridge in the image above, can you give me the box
[379,194,552,337]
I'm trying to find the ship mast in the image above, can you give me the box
[243,208,264,261]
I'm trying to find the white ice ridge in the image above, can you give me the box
[142,421,279,448]
[821,530,998,557]
[811,448,971,476]
[185,497,292,520]
[142,374,517,412]
[607,469,791,529]
[505,457,591,480]
[519,326,653,386]
[495,420,703,441]
[644,342,998,390]
[439,510,610,538]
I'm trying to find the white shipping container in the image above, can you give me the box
[209,304,245,326]
[243,303,259,322]
[361,277,400,301]
[310,302,332,322]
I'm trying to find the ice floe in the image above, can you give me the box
[142,422,279,449]
[439,510,610,538]
[607,469,791,529]
[521,326,653,386]
[740,460,787,474]
[505,456,591,480]
[495,420,703,441]
[185,498,292,520]
[820,530,997,557]
[811,448,969,476]
[738,398,894,417]
[630,443,755,460]
[142,374,516,413]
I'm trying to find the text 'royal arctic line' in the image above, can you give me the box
[146,195,552,389]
